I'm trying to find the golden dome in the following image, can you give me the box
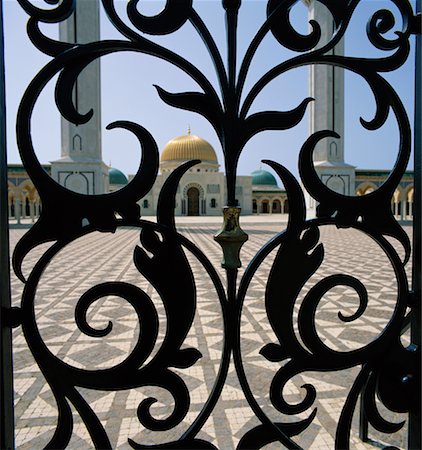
[161,134,218,163]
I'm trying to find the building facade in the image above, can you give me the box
[130,132,253,217]
[7,143,414,222]
[356,170,414,221]
[7,164,45,224]
[251,170,288,215]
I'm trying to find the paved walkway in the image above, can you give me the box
[9,218,412,449]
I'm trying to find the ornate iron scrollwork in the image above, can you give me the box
[12,0,419,448]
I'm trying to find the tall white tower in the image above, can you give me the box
[51,0,109,195]
[304,0,355,204]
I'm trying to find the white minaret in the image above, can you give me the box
[51,0,109,194]
[304,0,355,208]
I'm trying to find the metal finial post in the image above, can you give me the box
[214,207,248,270]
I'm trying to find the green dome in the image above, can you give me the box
[109,167,128,185]
[251,169,278,186]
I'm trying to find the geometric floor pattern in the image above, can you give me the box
[9,218,413,449]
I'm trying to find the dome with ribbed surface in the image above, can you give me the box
[161,134,218,163]
[251,170,278,186]
[109,167,128,185]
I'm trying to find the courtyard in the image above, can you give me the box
[9,216,411,449]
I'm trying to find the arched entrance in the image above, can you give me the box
[272,199,281,213]
[187,187,200,216]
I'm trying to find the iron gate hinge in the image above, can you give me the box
[2,306,22,328]
[407,291,419,308]
[411,13,422,35]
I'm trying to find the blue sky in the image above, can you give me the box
[3,0,417,179]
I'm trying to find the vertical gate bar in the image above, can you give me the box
[0,0,14,448]
[409,1,421,449]
[358,393,369,443]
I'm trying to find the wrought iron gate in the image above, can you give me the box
[0,0,421,448]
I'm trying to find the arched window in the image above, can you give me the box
[210,198,216,208]
[252,199,257,213]
[143,199,149,208]
[272,199,281,213]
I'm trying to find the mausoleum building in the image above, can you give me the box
[131,131,253,216]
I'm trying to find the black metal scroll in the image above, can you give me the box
[7,0,421,448]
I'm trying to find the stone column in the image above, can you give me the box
[14,199,21,224]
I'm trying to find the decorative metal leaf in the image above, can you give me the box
[154,86,223,139]
[259,342,289,362]
[241,98,313,144]
[237,410,317,450]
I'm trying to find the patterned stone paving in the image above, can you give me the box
[8,218,413,449]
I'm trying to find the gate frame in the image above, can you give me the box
[0,0,15,448]
[0,1,420,448]
[409,1,421,449]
